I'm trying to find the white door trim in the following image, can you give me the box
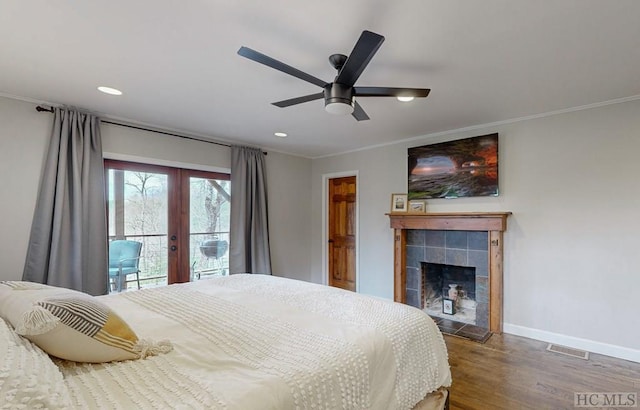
[322,171,359,292]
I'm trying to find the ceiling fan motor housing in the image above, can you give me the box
[324,83,354,115]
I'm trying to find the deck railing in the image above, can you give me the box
[109,232,229,290]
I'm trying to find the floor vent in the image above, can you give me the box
[546,343,589,360]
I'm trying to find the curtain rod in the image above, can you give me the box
[35,105,266,155]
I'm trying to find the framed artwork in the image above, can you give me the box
[443,298,455,315]
[408,133,499,199]
[408,200,426,213]
[390,193,408,212]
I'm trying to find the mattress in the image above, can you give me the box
[57,274,451,409]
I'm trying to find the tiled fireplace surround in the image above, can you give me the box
[388,212,511,333]
[406,230,490,328]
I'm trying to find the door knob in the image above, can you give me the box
[170,235,177,241]
[170,245,177,251]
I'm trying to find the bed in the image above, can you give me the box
[0,274,451,409]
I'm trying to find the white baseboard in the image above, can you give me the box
[503,323,640,364]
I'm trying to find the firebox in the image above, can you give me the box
[422,262,477,324]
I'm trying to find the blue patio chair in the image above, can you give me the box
[109,240,142,292]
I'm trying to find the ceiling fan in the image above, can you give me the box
[237,30,430,121]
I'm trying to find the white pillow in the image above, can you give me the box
[0,317,73,408]
[0,281,144,363]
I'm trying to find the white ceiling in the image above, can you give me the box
[1,1,639,158]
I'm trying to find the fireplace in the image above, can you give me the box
[387,212,510,333]
[422,262,478,325]
[406,229,489,327]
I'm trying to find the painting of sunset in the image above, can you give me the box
[408,133,498,199]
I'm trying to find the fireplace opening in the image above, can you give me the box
[422,262,477,325]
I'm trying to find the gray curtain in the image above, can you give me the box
[229,146,272,274]
[22,107,108,295]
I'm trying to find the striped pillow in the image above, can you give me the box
[0,282,140,362]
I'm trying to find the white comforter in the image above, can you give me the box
[57,274,451,409]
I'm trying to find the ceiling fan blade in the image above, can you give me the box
[238,46,327,88]
[272,92,324,108]
[351,101,370,121]
[354,87,431,98]
[335,30,385,87]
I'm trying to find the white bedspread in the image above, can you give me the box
[57,274,451,409]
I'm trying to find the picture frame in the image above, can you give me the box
[408,200,426,213]
[443,298,455,315]
[390,193,408,213]
[408,133,499,199]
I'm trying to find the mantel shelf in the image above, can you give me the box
[387,211,512,232]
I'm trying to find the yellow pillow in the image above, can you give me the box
[0,281,143,362]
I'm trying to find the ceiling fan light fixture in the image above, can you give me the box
[325,101,354,115]
[324,83,354,115]
[397,96,414,102]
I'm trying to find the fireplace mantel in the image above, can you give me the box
[387,211,511,333]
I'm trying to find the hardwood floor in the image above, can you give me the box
[444,333,640,410]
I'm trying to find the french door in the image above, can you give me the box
[105,160,230,289]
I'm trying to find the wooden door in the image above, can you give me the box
[328,176,356,291]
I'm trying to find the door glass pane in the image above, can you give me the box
[189,177,230,280]
[107,169,169,292]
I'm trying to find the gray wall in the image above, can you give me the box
[311,99,640,361]
[0,96,312,284]
[0,97,50,280]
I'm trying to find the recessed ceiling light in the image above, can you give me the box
[397,96,414,102]
[97,86,123,96]
[274,132,287,138]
